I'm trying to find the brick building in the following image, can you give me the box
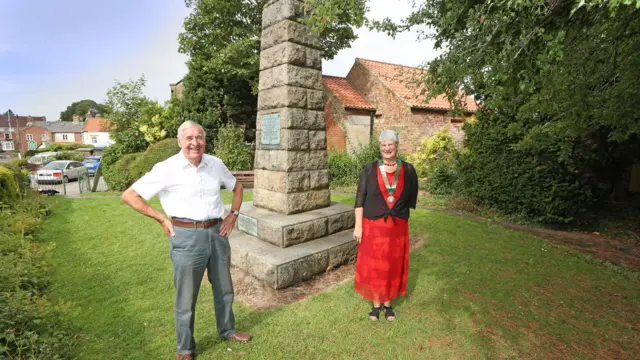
[0,115,47,152]
[324,58,478,153]
[23,121,84,151]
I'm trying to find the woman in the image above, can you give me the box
[353,130,419,321]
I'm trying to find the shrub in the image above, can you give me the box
[328,140,381,187]
[103,153,143,191]
[407,128,460,193]
[0,165,19,206]
[54,151,84,162]
[213,123,254,170]
[129,139,180,180]
[456,113,593,224]
[0,175,77,358]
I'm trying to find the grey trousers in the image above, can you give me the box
[169,223,236,355]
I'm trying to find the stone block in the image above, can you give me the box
[277,252,328,288]
[283,218,328,247]
[327,241,357,268]
[254,169,310,193]
[306,89,324,110]
[309,169,329,190]
[259,64,323,91]
[328,211,356,234]
[262,0,302,29]
[257,108,324,130]
[261,20,321,51]
[306,48,322,69]
[260,42,321,71]
[309,130,327,150]
[228,229,356,289]
[253,188,330,215]
[258,86,307,110]
[256,128,309,151]
[253,150,327,172]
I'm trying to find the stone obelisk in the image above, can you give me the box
[227,0,355,289]
[252,0,330,215]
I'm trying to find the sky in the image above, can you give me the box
[0,0,442,122]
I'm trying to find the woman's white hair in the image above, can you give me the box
[177,120,206,140]
[378,130,399,144]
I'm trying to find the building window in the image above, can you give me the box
[91,136,98,144]
[26,134,33,141]
[62,134,68,141]
[2,141,14,151]
[41,133,48,141]
[3,133,10,140]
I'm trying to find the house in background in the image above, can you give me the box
[169,79,185,100]
[324,58,478,153]
[82,117,113,147]
[0,115,47,152]
[23,123,51,151]
[35,121,84,145]
[323,76,376,154]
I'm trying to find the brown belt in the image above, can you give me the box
[171,217,220,229]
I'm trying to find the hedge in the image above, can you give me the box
[0,168,77,358]
[0,165,19,206]
[103,139,179,191]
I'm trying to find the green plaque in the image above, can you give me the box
[261,114,280,145]
[28,140,37,150]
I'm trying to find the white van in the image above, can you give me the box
[27,152,57,165]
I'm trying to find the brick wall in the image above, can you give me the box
[324,90,347,152]
[24,126,50,152]
[347,61,464,154]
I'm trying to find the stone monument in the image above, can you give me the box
[226,0,356,289]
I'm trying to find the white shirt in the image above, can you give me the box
[131,151,237,221]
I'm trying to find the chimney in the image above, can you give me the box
[72,114,80,123]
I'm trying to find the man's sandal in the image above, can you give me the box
[383,306,396,321]
[368,306,382,321]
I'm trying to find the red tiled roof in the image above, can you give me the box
[83,117,111,132]
[357,58,478,112]
[323,76,375,110]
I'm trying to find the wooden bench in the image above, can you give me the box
[232,170,254,188]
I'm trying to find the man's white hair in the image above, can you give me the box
[378,130,399,144]
[177,121,206,140]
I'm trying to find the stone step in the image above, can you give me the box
[226,201,355,248]
[229,229,357,289]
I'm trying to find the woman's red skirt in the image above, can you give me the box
[354,216,409,303]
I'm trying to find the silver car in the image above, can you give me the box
[36,160,86,184]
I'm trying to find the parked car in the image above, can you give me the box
[82,156,101,176]
[36,160,86,184]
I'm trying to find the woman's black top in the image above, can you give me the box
[354,160,419,222]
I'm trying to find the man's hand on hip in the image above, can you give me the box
[219,214,237,237]
[161,217,176,237]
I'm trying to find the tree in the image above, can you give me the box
[177,0,366,150]
[59,100,109,122]
[104,76,151,154]
[1,109,16,117]
[306,0,640,223]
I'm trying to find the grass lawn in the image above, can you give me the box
[43,193,639,359]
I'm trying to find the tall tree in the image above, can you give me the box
[59,100,109,122]
[307,0,640,223]
[177,0,366,150]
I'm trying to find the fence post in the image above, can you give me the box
[92,163,102,192]
[62,169,67,196]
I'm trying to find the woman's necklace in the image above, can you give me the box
[379,159,401,203]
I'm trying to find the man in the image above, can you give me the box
[121,120,251,360]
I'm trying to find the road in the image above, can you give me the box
[29,175,109,196]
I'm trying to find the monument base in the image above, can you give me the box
[226,201,356,289]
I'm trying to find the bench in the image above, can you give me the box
[232,170,254,188]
